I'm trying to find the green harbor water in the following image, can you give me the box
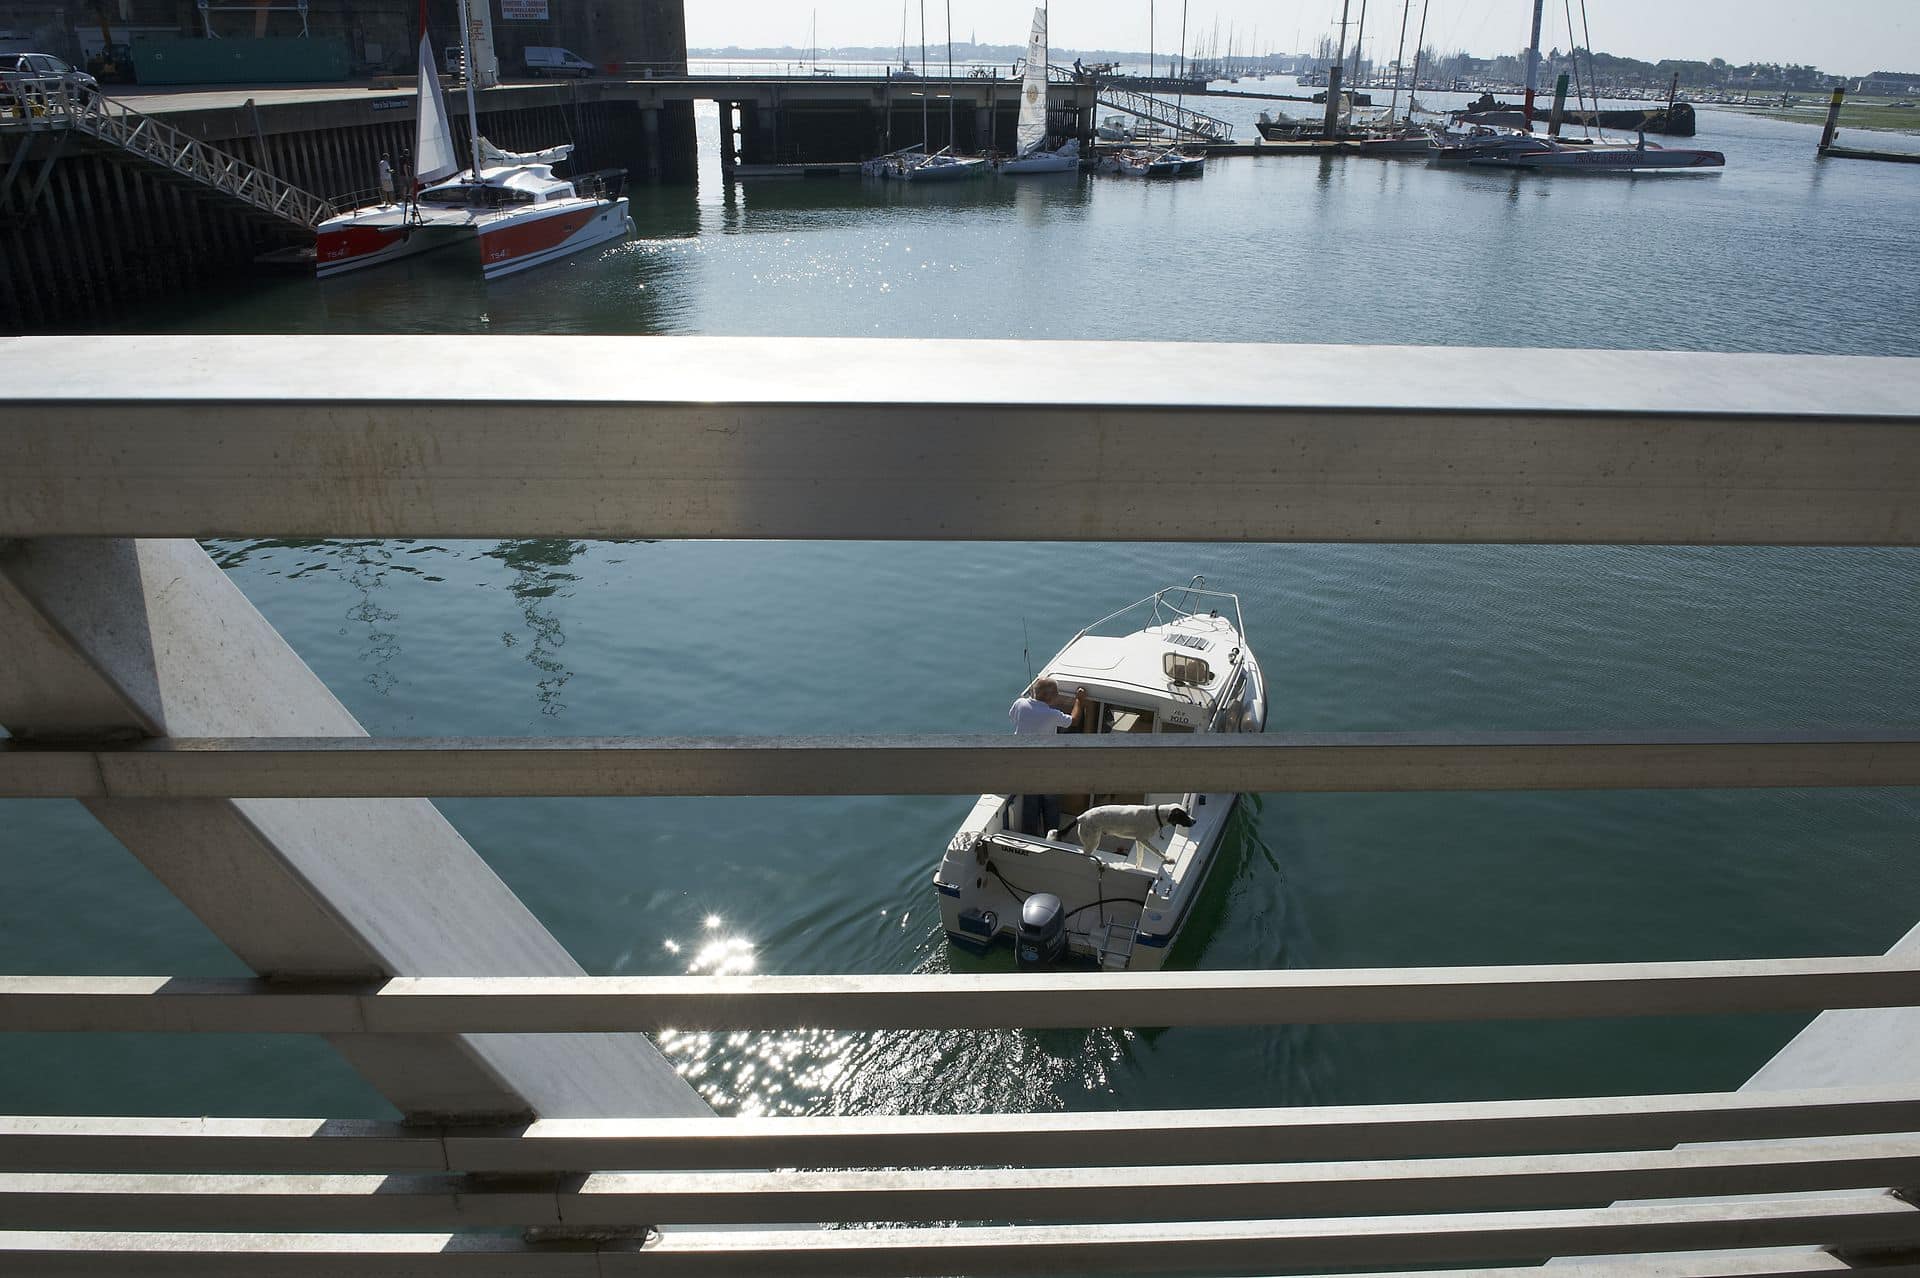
[7,91,1920,1120]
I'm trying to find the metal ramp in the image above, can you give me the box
[1095,83,1234,142]
[1,76,331,229]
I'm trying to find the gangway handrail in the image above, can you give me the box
[1096,82,1236,140]
[0,74,333,229]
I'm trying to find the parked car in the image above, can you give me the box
[522,46,593,78]
[1,51,97,116]
[3,51,98,89]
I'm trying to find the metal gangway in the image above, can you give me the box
[0,75,332,229]
[1096,81,1235,142]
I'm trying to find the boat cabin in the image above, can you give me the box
[417,165,576,208]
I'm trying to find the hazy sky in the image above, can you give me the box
[687,2,1920,75]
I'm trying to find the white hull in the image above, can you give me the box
[936,785,1249,970]
[933,587,1266,971]
[999,150,1079,175]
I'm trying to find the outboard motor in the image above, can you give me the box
[1015,893,1067,968]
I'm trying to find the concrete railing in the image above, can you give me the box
[3,336,1920,1272]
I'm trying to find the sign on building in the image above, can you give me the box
[501,0,548,19]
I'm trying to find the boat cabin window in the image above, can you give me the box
[1158,721,1195,734]
[418,185,535,207]
[1164,652,1212,685]
[1104,705,1155,734]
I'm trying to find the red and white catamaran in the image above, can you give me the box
[315,0,631,280]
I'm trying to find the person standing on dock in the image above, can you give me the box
[378,153,395,205]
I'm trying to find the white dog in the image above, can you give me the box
[1051,803,1196,855]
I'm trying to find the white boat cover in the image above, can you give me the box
[476,136,575,168]
[414,33,459,183]
[1017,6,1048,156]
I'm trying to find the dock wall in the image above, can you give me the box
[0,85,694,331]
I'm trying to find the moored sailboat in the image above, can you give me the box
[997,5,1079,174]
[315,0,630,279]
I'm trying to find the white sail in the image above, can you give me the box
[476,137,574,168]
[414,33,458,183]
[1016,5,1048,156]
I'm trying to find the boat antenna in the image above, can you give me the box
[456,0,481,178]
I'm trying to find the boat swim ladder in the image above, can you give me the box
[1,75,333,230]
[1095,82,1234,142]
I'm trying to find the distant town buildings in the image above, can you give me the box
[1852,71,1920,95]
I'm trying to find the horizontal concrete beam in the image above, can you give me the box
[4,732,1919,798]
[3,1197,1916,1276]
[7,1089,1917,1172]
[4,957,1917,1033]
[0,1141,1877,1224]
[4,1138,1918,1229]
[4,338,1920,542]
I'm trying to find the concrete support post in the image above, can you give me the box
[1323,64,1345,137]
[718,100,737,173]
[641,106,662,182]
[0,538,709,1125]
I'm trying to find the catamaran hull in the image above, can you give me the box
[478,197,631,278]
[314,217,470,279]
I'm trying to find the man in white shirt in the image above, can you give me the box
[1009,678,1087,835]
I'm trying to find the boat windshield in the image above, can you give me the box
[418,184,535,206]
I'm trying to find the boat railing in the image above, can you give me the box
[1074,583,1250,652]
[5,337,1920,1271]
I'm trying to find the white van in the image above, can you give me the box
[522,47,593,78]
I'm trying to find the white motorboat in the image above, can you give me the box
[314,0,629,280]
[934,584,1266,971]
[997,6,1080,175]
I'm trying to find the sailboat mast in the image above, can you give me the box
[1523,0,1545,126]
[1388,0,1411,122]
[1177,0,1188,119]
[1407,0,1430,125]
[1178,0,1188,80]
[1148,0,1154,82]
[1325,0,1351,137]
[456,0,481,177]
[920,0,929,148]
[1350,0,1367,91]
[945,0,954,152]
